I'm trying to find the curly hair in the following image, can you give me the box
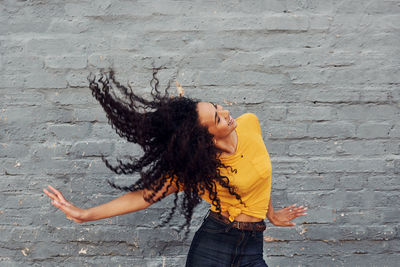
[88,68,243,236]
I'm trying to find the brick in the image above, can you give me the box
[196,71,286,86]
[270,157,306,174]
[0,88,45,106]
[29,142,71,160]
[88,54,114,68]
[1,123,50,142]
[68,141,115,158]
[26,38,87,56]
[287,106,335,121]
[305,88,360,103]
[386,140,400,155]
[263,14,309,31]
[24,71,67,89]
[309,15,332,31]
[338,105,399,121]
[73,107,108,123]
[373,191,400,207]
[66,70,91,87]
[365,1,400,14]
[300,207,335,224]
[308,122,356,138]
[265,122,308,139]
[319,50,357,67]
[335,209,382,225]
[289,140,336,156]
[381,208,400,223]
[114,141,143,158]
[357,122,391,138]
[341,190,373,208]
[90,122,121,140]
[366,225,397,240]
[389,124,400,137]
[338,140,389,156]
[342,254,400,267]
[394,159,400,174]
[264,226,305,241]
[287,175,336,191]
[263,140,287,156]
[286,191,336,208]
[1,17,50,35]
[65,3,108,17]
[0,143,30,158]
[45,88,96,106]
[375,14,400,31]
[265,240,331,256]
[270,174,288,190]
[45,56,87,69]
[328,68,400,85]
[305,225,367,241]
[0,74,27,88]
[2,106,74,125]
[307,158,387,173]
[288,68,329,84]
[47,123,92,141]
[1,56,44,71]
[360,89,391,102]
[339,175,367,190]
[47,18,91,34]
[263,50,309,67]
[261,106,287,121]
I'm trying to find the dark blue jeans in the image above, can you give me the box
[186,214,268,267]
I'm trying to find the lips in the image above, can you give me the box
[228,116,234,126]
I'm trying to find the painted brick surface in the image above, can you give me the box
[1,0,399,266]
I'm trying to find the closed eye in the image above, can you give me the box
[211,102,220,124]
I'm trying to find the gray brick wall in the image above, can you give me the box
[1,0,399,266]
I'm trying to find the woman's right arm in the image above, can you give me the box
[43,182,177,223]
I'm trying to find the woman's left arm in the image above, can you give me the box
[267,198,307,226]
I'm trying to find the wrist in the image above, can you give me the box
[267,213,277,224]
[267,210,275,221]
[81,209,91,222]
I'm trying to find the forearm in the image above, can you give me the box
[84,190,150,221]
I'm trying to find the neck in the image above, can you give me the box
[216,130,238,157]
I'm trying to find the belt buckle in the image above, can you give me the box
[237,221,240,229]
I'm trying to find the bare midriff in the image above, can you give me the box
[220,211,263,222]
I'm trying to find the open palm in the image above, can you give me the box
[43,185,87,223]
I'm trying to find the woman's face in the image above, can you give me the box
[197,102,237,139]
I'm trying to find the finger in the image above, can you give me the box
[286,204,298,212]
[293,207,308,213]
[283,221,296,227]
[52,200,74,217]
[43,189,59,202]
[48,185,67,203]
[48,185,68,205]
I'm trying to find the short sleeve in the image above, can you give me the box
[243,113,262,135]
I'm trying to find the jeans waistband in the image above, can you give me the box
[207,210,266,231]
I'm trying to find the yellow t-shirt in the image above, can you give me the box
[200,113,272,221]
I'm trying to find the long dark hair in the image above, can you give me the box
[88,68,242,236]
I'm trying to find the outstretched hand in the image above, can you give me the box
[269,204,307,227]
[43,185,88,223]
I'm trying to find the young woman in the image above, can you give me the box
[43,69,307,267]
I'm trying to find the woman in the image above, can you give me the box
[44,69,307,267]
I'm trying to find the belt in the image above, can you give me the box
[208,210,266,231]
